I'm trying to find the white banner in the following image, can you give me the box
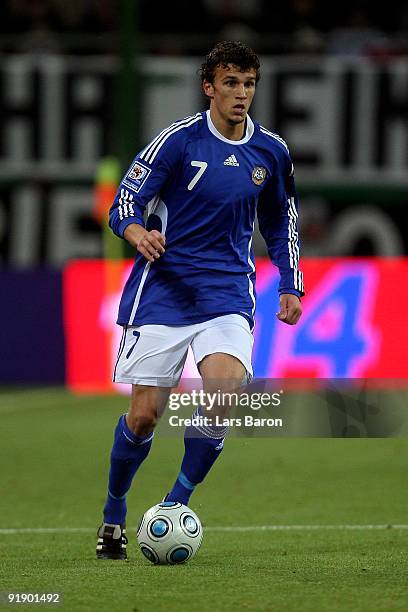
[0,55,407,184]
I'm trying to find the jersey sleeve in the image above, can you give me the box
[109,128,183,238]
[257,151,305,297]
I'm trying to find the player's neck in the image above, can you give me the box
[209,108,246,141]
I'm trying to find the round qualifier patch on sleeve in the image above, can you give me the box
[123,161,152,192]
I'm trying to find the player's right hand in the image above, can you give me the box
[124,224,166,263]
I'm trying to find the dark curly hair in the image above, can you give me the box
[199,41,260,84]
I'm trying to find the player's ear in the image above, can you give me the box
[202,80,214,99]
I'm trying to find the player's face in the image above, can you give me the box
[203,64,257,128]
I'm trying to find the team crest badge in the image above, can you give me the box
[251,166,267,185]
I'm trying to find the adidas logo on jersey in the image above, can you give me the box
[224,154,240,167]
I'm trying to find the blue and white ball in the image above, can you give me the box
[137,501,203,565]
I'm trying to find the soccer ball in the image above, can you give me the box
[136,501,203,564]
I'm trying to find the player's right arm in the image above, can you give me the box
[108,119,186,261]
[123,224,165,263]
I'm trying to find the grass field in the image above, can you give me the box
[0,388,407,611]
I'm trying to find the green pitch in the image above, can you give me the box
[0,389,407,611]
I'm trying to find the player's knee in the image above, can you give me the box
[202,379,244,418]
[127,412,158,436]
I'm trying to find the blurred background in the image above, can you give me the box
[1,0,408,390]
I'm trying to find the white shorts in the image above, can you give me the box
[113,314,253,387]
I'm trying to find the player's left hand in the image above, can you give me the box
[276,293,302,325]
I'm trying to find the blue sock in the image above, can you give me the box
[103,414,153,525]
[167,408,227,505]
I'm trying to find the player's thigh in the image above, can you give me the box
[114,324,192,387]
[191,314,253,391]
[199,353,246,387]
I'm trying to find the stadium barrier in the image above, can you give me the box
[0,269,65,385]
[63,257,408,393]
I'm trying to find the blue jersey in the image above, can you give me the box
[109,110,304,329]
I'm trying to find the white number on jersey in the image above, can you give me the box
[188,161,208,191]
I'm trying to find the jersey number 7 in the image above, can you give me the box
[188,161,208,191]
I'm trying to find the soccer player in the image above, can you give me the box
[96,41,304,559]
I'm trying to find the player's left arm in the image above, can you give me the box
[276,292,302,325]
[257,150,304,326]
